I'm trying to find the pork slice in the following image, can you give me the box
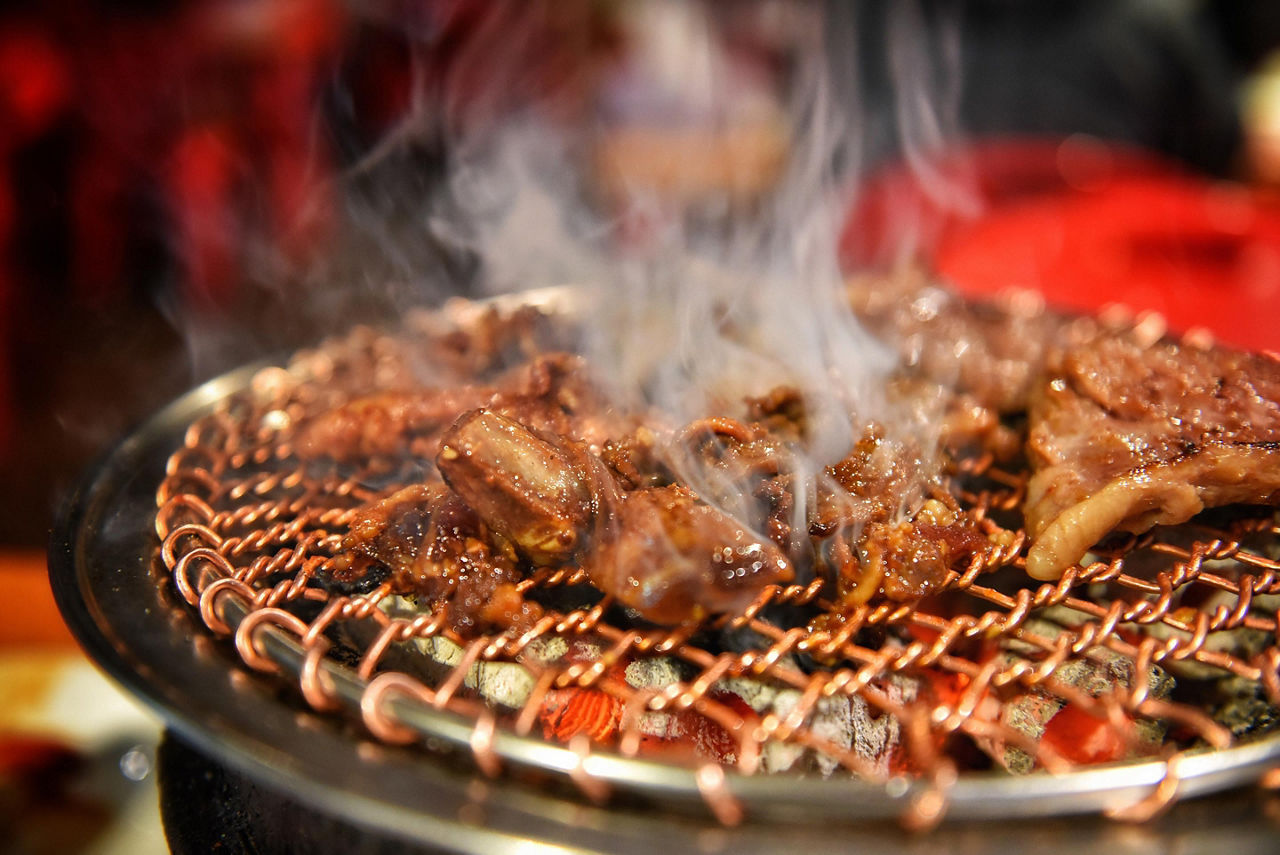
[848,271,1098,413]
[1024,335,1280,580]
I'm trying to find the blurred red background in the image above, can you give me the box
[0,6,1275,850]
[0,0,1278,549]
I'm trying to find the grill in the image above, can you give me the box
[149,287,1280,830]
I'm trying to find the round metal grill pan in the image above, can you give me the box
[49,288,1280,847]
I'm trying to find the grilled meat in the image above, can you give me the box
[436,408,792,624]
[1024,335,1280,579]
[587,484,794,624]
[437,409,602,567]
[332,483,542,634]
[296,352,634,463]
[848,271,1097,413]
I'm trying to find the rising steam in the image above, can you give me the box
[444,2,900,449]
[385,0,965,542]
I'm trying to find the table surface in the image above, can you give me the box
[0,550,166,855]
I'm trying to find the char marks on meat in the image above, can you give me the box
[848,270,1099,414]
[311,286,1280,632]
[436,408,793,625]
[1024,335,1280,579]
[301,289,1016,629]
[333,483,543,634]
[295,351,635,464]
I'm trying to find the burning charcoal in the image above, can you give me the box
[469,660,538,710]
[764,688,908,777]
[1206,676,1280,739]
[847,679,916,778]
[403,633,539,710]
[540,687,624,744]
[708,675,912,778]
[617,669,773,767]
[399,630,618,714]
[624,656,685,691]
[620,657,692,748]
[1123,590,1272,682]
[994,617,1175,773]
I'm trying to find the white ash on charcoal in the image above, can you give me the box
[757,681,912,778]
[1203,676,1280,739]
[724,675,913,777]
[623,655,686,691]
[620,656,686,743]
[622,655,910,775]
[408,633,538,711]
[992,612,1175,774]
[1033,597,1280,740]
[372,596,569,711]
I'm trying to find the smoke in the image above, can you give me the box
[887,0,976,216]
[236,0,968,542]
[428,3,913,438]
[390,0,964,543]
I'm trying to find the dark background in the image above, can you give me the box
[1,0,1278,547]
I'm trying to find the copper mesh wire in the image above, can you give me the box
[153,311,1280,826]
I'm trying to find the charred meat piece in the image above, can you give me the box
[295,352,632,463]
[601,426,669,490]
[489,353,639,453]
[603,417,805,560]
[672,417,795,539]
[438,409,600,566]
[295,387,497,462]
[333,483,444,586]
[811,425,932,538]
[676,417,790,483]
[1024,335,1280,579]
[809,426,994,606]
[435,409,791,625]
[586,485,794,625]
[743,386,809,441]
[885,376,1020,461]
[427,303,548,378]
[607,396,997,601]
[333,483,541,634]
[602,415,789,495]
[848,271,1096,413]
[847,512,989,605]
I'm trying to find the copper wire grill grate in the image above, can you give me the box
[153,306,1280,827]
